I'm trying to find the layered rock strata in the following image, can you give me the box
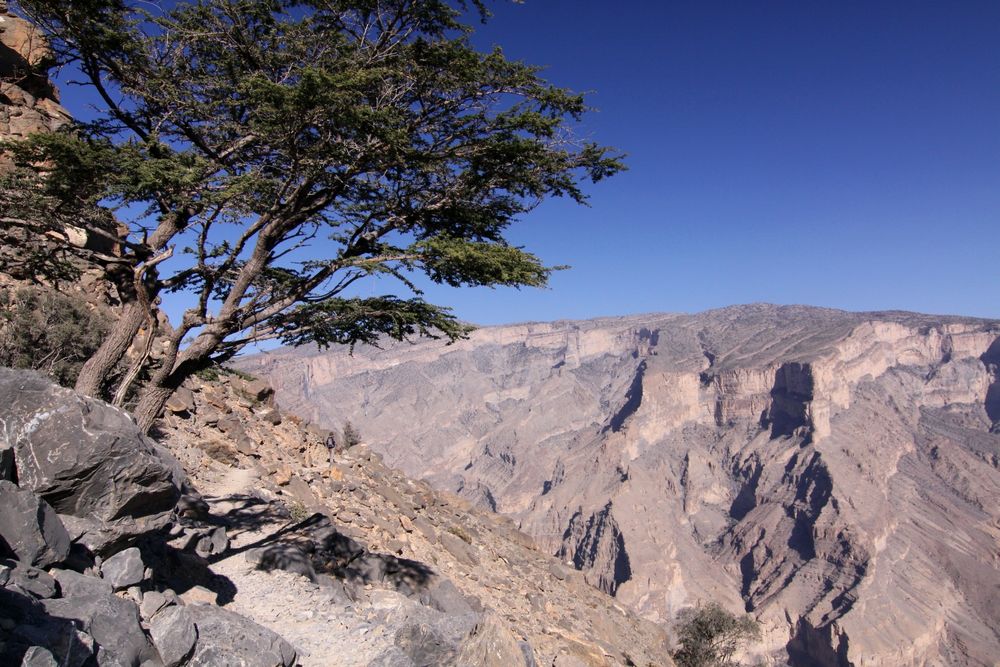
[241,303,1000,666]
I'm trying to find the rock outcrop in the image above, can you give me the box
[0,368,184,554]
[0,369,299,667]
[242,303,1000,666]
[0,3,70,168]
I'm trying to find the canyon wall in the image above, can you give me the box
[240,304,1000,666]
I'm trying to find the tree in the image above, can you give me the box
[0,0,623,432]
[342,420,361,448]
[672,602,761,667]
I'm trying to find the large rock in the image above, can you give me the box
[0,480,70,568]
[0,368,183,553]
[178,604,297,666]
[41,588,156,667]
[148,606,197,667]
[0,586,95,667]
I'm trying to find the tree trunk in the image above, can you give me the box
[133,328,221,434]
[74,301,147,399]
[133,382,173,434]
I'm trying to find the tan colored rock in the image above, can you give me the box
[179,585,217,606]
[241,304,1000,666]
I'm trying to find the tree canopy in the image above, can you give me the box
[0,0,623,431]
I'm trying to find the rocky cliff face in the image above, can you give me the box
[241,304,1000,666]
[0,4,69,166]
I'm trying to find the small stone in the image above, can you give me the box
[140,590,170,620]
[179,585,217,606]
[165,386,196,414]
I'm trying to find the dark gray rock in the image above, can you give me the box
[4,561,57,599]
[101,547,145,590]
[0,480,70,568]
[0,442,13,481]
[21,646,59,667]
[0,586,96,667]
[183,604,296,666]
[139,590,170,621]
[149,606,198,667]
[50,568,113,598]
[42,588,157,667]
[419,578,480,615]
[0,369,183,555]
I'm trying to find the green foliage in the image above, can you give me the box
[194,363,256,383]
[0,286,111,387]
[341,420,361,448]
[6,0,623,421]
[672,602,761,667]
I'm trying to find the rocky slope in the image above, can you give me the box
[1,366,672,666]
[240,303,1000,666]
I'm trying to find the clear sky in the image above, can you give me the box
[436,0,1000,323]
[52,1,1000,325]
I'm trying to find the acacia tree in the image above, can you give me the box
[672,602,761,667]
[1,0,622,432]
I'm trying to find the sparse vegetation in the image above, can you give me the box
[286,501,309,523]
[7,0,623,433]
[672,602,761,667]
[447,525,472,545]
[0,286,110,387]
[194,363,256,383]
[342,421,362,448]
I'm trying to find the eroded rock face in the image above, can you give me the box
[0,368,184,553]
[243,304,1000,666]
[0,6,70,165]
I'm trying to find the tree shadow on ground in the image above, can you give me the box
[204,495,435,599]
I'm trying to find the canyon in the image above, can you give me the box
[240,303,1000,666]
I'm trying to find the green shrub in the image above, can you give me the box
[673,602,761,667]
[0,286,110,387]
[342,420,362,448]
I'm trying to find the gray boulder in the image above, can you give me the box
[0,586,96,667]
[149,606,198,667]
[4,561,58,599]
[0,480,70,568]
[42,588,157,667]
[101,547,145,590]
[0,368,184,554]
[181,604,296,666]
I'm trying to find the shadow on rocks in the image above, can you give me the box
[203,500,435,599]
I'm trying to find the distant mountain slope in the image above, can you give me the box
[238,304,1000,666]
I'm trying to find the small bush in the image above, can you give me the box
[0,286,110,387]
[672,602,761,667]
[342,420,362,448]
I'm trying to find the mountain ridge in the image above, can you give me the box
[238,303,1000,666]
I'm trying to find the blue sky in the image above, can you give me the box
[52,1,1000,325]
[443,0,1000,323]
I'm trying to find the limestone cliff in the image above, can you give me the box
[239,304,1000,666]
[0,3,69,165]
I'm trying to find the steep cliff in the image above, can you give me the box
[240,304,1000,666]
